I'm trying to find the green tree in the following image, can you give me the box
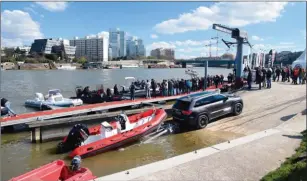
[77,57,87,64]
[147,56,156,59]
[15,47,21,54]
[45,54,58,61]
[3,48,15,57]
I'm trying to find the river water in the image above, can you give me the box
[1,67,240,180]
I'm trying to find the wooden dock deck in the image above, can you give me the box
[0,85,223,127]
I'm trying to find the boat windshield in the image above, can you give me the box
[48,89,61,95]
[124,77,136,86]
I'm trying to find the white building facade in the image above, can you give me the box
[70,35,109,62]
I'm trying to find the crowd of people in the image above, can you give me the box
[244,66,306,90]
[99,74,234,100]
[126,74,236,100]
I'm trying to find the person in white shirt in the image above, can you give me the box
[145,80,151,99]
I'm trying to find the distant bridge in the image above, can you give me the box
[174,58,235,68]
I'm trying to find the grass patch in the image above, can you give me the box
[261,130,307,181]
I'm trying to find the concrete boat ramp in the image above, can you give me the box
[94,82,306,180]
[96,113,305,181]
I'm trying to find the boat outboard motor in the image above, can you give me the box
[56,124,90,154]
[71,155,82,171]
[1,107,8,116]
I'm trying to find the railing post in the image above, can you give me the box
[204,60,208,90]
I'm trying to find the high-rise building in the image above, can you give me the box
[126,37,146,59]
[150,48,174,60]
[119,31,126,57]
[30,38,76,61]
[109,28,126,59]
[69,35,109,62]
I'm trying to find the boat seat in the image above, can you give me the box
[100,121,118,139]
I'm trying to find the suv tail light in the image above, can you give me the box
[182,110,192,115]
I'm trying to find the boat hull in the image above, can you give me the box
[25,98,82,110]
[9,160,96,181]
[67,109,167,158]
[79,121,162,158]
[25,100,73,109]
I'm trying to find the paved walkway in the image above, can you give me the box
[96,112,305,181]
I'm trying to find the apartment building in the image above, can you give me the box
[69,35,109,62]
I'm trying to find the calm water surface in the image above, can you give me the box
[1,68,236,180]
[1,68,231,114]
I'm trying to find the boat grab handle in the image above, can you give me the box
[87,147,94,151]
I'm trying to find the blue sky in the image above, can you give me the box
[1,2,306,58]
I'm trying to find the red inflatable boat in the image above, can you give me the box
[57,108,167,158]
[9,159,96,181]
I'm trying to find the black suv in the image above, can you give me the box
[172,91,243,129]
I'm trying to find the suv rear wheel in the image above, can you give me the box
[196,114,209,129]
[233,103,243,116]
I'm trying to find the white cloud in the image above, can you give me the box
[253,42,296,52]
[24,7,38,15]
[154,2,288,34]
[97,31,109,38]
[1,10,43,47]
[171,40,211,46]
[150,34,158,39]
[36,2,68,12]
[147,41,176,50]
[251,35,264,41]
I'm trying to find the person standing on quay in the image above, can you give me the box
[261,67,267,88]
[298,68,303,84]
[281,68,286,82]
[266,68,272,88]
[145,80,151,99]
[151,79,157,98]
[286,66,291,82]
[256,67,262,90]
[275,67,281,82]
[130,82,135,101]
[247,68,252,90]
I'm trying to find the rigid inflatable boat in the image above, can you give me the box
[25,89,83,110]
[72,85,125,104]
[9,157,96,181]
[56,108,167,158]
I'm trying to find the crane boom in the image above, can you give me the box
[212,24,234,35]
